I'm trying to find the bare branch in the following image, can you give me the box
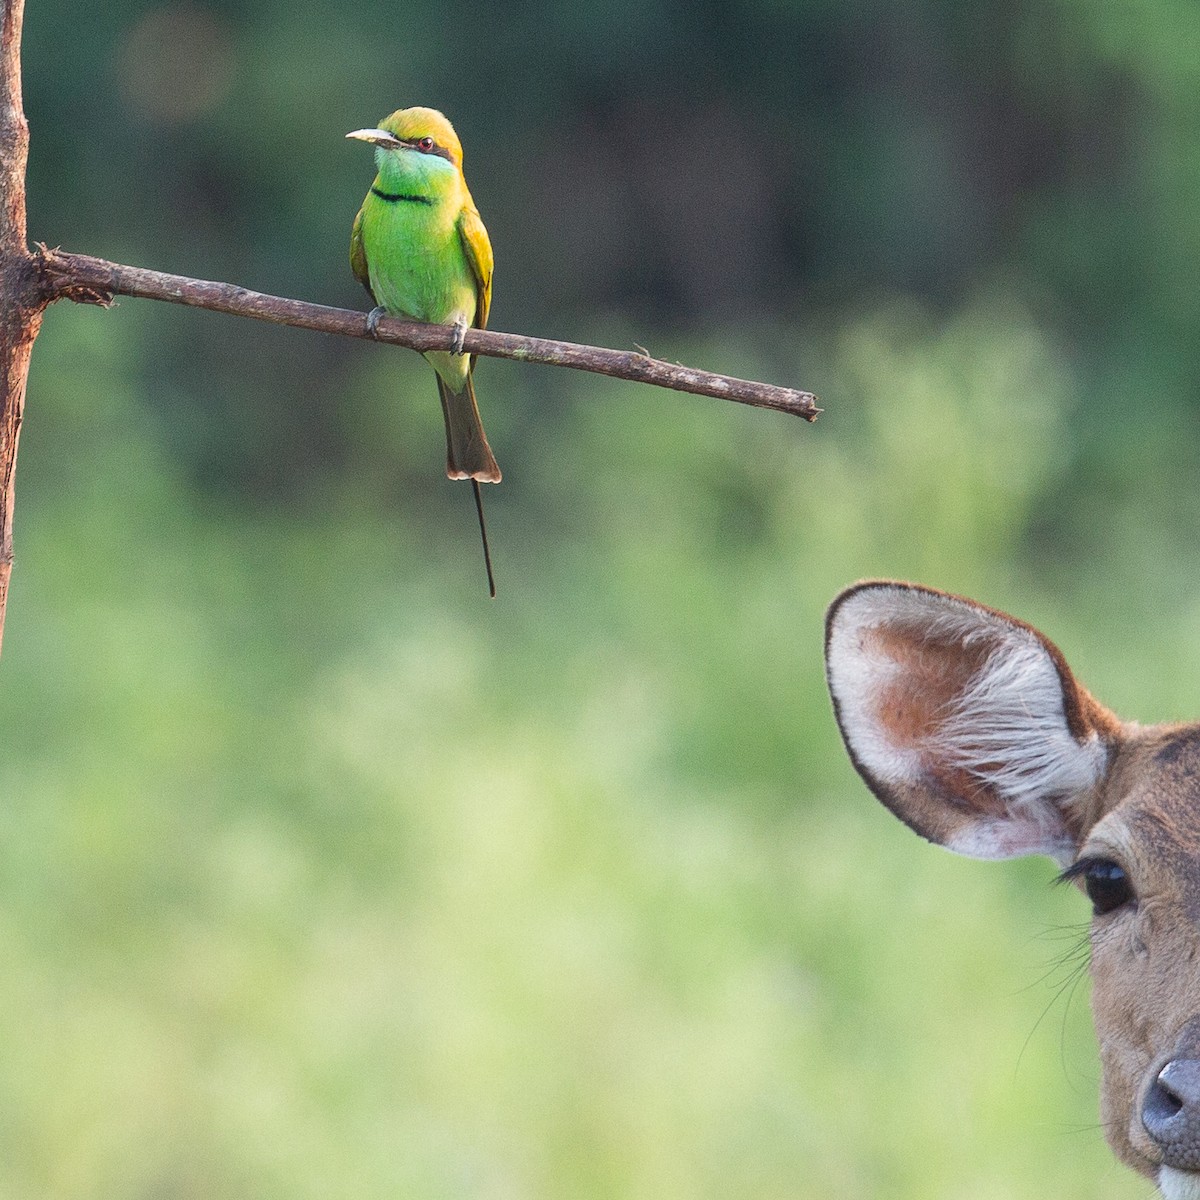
[38,247,821,422]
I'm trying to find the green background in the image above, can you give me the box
[5,0,1195,1195]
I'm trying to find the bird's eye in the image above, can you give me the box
[1061,856,1136,916]
[418,136,435,151]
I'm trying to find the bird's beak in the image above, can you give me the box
[346,128,407,149]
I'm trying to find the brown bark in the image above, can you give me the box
[38,248,821,422]
[0,0,45,657]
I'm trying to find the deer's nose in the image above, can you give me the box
[1144,1059,1200,1168]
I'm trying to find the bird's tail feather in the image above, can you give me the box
[472,480,496,599]
[437,372,500,597]
[436,373,501,483]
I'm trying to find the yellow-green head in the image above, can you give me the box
[346,106,465,190]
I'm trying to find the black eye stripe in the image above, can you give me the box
[396,136,454,163]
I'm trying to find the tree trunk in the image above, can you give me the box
[0,0,42,657]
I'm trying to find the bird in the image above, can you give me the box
[347,107,499,596]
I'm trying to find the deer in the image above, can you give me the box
[824,580,1200,1200]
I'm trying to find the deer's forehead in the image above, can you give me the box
[1112,729,1200,812]
[1096,728,1200,884]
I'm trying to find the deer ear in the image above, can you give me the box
[825,582,1121,864]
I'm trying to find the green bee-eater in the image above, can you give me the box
[347,107,499,595]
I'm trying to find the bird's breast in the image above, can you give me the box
[362,195,476,329]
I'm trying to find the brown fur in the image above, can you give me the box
[1078,723,1200,1175]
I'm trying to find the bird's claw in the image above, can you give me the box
[365,306,387,339]
[450,319,468,356]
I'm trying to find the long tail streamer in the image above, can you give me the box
[471,480,496,599]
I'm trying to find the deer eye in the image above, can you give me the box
[1061,857,1136,916]
[417,136,435,151]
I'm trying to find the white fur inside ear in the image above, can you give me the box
[1159,1166,1200,1200]
[828,585,1107,862]
[933,634,1107,859]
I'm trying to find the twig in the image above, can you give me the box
[37,247,821,422]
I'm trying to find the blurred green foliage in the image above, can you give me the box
[3,0,1198,1196]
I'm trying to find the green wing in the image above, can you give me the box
[349,202,375,302]
[457,198,494,330]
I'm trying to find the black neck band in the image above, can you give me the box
[371,187,434,205]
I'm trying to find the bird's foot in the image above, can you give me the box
[450,318,468,356]
[365,306,387,339]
